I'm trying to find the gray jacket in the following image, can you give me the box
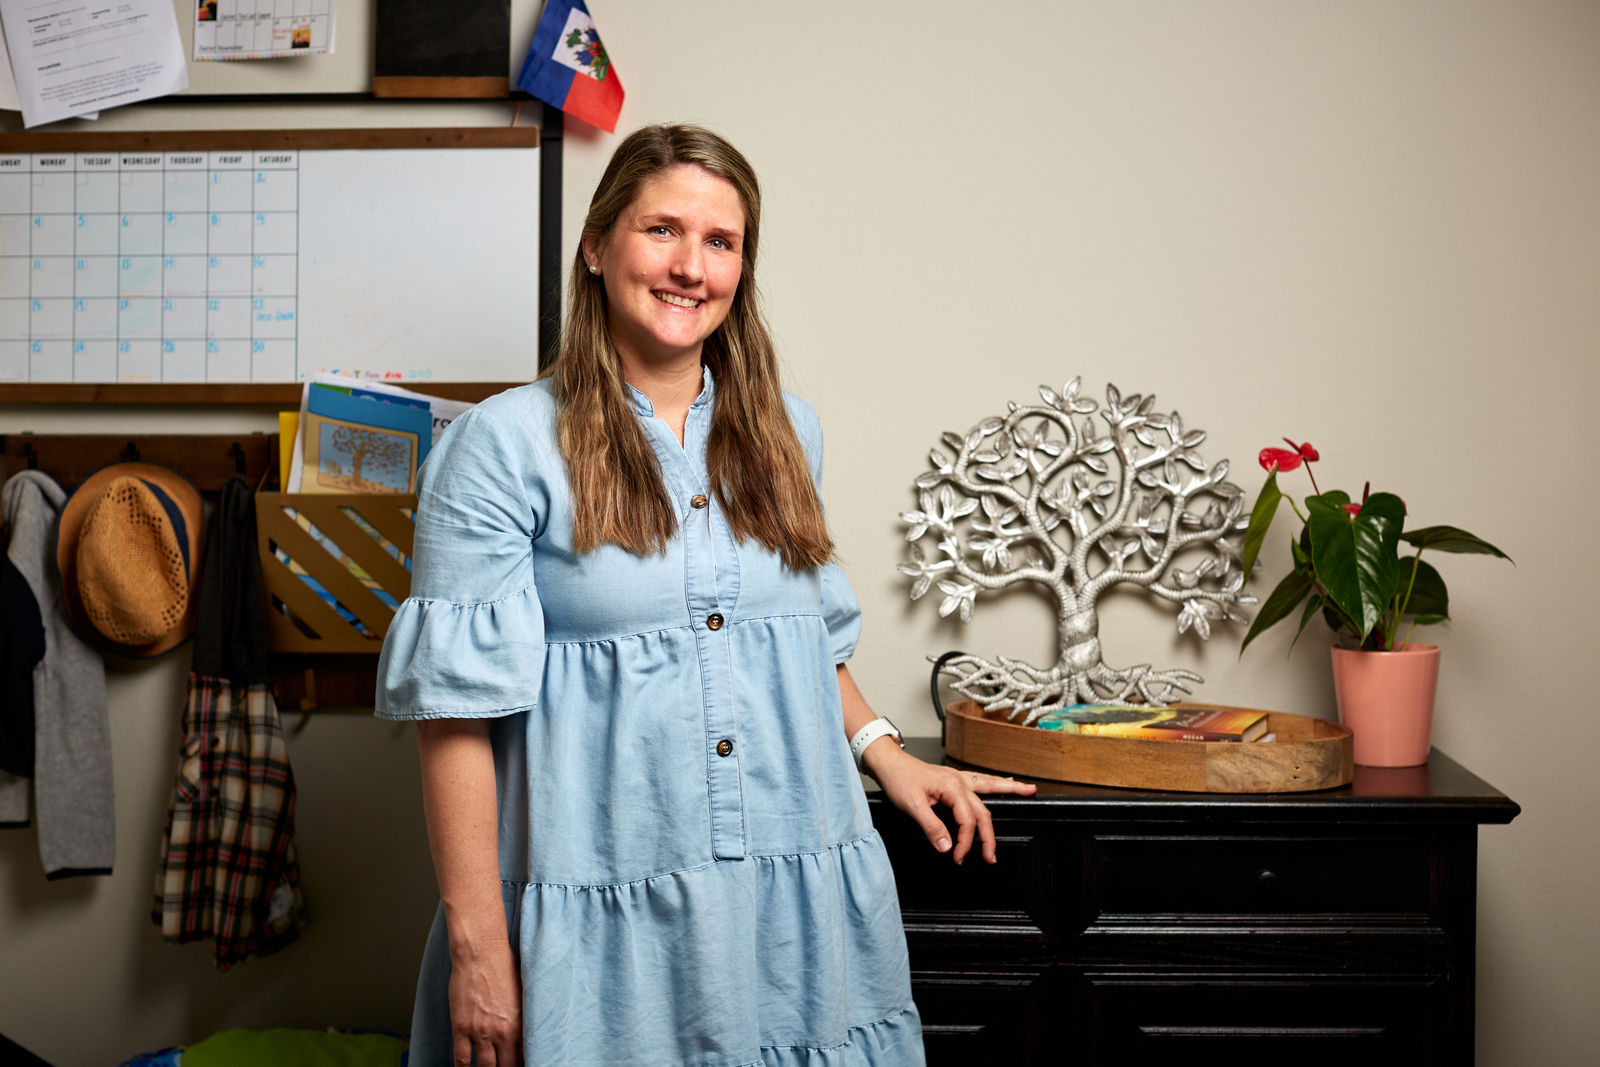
[0,470,113,878]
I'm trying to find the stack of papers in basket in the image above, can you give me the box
[275,377,476,637]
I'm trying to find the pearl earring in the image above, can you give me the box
[588,264,600,275]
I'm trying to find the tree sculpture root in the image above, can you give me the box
[939,653,1202,726]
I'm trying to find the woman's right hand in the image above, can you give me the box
[448,940,523,1066]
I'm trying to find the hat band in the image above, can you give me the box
[137,477,190,578]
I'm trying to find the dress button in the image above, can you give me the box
[706,613,724,631]
[716,738,733,757]
[690,494,709,509]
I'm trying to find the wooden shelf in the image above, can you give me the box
[0,127,539,152]
[1,432,277,492]
[0,382,523,406]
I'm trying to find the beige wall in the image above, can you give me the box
[2,2,1597,1063]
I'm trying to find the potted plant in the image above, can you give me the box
[1239,440,1512,766]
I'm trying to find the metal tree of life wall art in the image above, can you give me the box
[900,379,1258,725]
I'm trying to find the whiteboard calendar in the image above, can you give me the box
[0,143,540,384]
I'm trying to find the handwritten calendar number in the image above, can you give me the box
[256,214,265,225]
[208,299,219,311]
[254,257,265,268]
[211,214,219,226]
[32,260,39,270]
[252,340,265,354]
[119,342,129,354]
[122,258,130,269]
[210,256,218,268]
[75,299,83,311]
[164,299,173,311]
[253,299,264,310]
[167,214,176,225]
[76,259,84,269]
[122,215,129,227]
[77,215,85,228]
[120,300,129,310]
[257,172,265,183]
[163,341,174,353]
[31,299,40,311]
[207,341,218,354]
[33,217,39,228]
[74,342,83,352]
[32,342,40,353]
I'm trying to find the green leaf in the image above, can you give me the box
[1412,615,1447,626]
[1401,525,1513,562]
[1395,556,1449,620]
[1306,491,1406,643]
[1290,592,1323,652]
[1240,566,1314,654]
[1239,469,1282,582]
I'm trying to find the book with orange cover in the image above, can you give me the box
[1035,704,1270,742]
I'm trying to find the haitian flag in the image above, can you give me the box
[517,0,624,133]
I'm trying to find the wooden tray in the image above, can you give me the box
[256,492,417,653]
[944,700,1352,793]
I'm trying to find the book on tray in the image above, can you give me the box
[1034,704,1271,742]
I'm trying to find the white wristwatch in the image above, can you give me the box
[849,716,904,770]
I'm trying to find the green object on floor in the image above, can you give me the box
[182,1029,404,1067]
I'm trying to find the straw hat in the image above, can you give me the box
[56,463,205,658]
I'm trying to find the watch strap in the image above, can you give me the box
[849,716,903,770]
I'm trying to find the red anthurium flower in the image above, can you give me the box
[1258,447,1303,472]
[1283,438,1319,462]
[1342,481,1371,517]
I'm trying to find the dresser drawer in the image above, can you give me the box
[1077,970,1446,1066]
[910,969,1044,1066]
[1087,833,1438,920]
[873,808,1059,948]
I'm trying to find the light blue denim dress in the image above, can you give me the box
[376,371,925,1067]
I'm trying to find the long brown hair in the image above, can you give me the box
[542,124,833,571]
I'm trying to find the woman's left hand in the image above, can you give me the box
[862,741,1037,864]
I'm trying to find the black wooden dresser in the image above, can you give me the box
[866,739,1519,1066]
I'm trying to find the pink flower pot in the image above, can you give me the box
[1330,643,1441,767]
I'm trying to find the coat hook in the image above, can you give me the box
[125,441,141,463]
[21,442,37,470]
[230,442,246,475]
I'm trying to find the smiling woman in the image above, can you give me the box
[378,123,1036,1067]
[554,124,833,570]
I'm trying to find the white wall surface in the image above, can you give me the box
[1,2,1596,1064]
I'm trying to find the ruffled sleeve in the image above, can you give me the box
[785,393,864,665]
[376,399,547,720]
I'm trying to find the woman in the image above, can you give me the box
[377,124,1034,1067]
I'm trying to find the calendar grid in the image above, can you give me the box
[0,151,299,384]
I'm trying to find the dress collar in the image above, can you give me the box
[624,365,715,418]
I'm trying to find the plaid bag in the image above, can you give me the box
[151,476,307,969]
